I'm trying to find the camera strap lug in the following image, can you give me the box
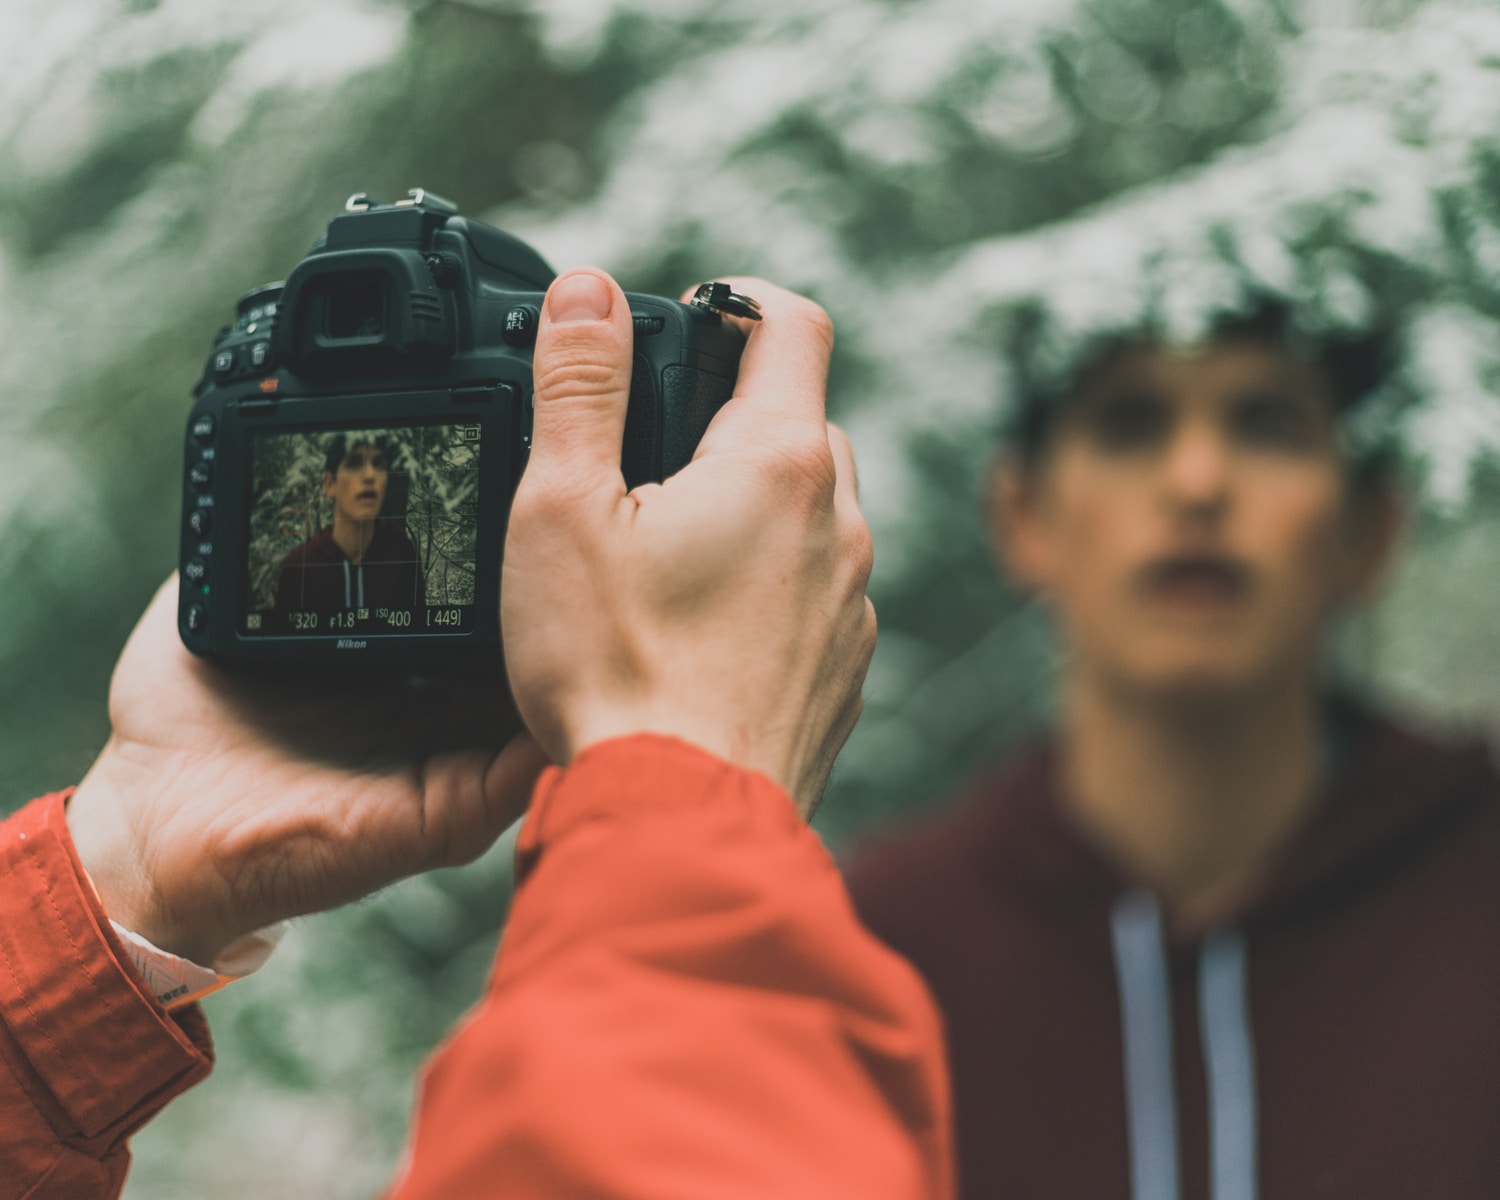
[690,282,763,322]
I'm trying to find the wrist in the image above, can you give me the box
[569,714,767,792]
[68,741,228,963]
[564,707,828,820]
[520,733,808,864]
[109,917,286,1009]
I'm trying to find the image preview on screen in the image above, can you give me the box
[241,422,481,637]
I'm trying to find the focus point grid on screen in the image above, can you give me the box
[243,422,480,638]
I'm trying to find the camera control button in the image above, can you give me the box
[191,413,217,443]
[632,314,666,336]
[189,460,214,491]
[185,603,208,635]
[213,349,235,375]
[425,253,462,288]
[249,341,272,369]
[184,557,210,587]
[189,508,213,537]
[502,305,539,347]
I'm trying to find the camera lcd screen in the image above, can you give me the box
[241,422,481,639]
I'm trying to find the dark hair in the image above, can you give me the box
[1008,296,1399,487]
[323,434,391,478]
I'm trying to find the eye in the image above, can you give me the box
[1081,388,1172,453]
[1228,390,1325,451]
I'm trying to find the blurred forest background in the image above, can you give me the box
[7,0,1500,1194]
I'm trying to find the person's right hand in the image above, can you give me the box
[502,269,875,816]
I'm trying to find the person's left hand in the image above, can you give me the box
[67,578,547,965]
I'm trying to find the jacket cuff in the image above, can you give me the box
[0,792,213,1142]
[515,734,804,882]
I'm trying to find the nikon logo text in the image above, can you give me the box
[336,639,369,650]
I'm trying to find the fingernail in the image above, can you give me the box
[547,272,613,324]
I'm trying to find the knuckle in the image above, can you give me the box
[844,514,875,579]
[532,355,625,406]
[780,436,839,502]
[788,295,835,353]
[506,480,550,529]
[826,420,872,512]
[511,468,580,525]
[751,426,840,505]
[852,601,878,674]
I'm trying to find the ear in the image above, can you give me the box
[985,455,1054,595]
[321,471,336,500]
[1338,480,1405,605]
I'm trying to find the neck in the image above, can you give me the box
[331,515,376,563]
[1058,668,1324,933]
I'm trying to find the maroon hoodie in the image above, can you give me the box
[846,704,1500,1200]
[273,520,425,620]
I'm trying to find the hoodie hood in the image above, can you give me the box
[955,699,1497,937]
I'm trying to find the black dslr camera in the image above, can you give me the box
[179,189,752,672]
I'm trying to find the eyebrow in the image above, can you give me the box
[1066,373,1171,415]
[1223,368,1333,410]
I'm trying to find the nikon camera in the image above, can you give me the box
[179,189,750,672]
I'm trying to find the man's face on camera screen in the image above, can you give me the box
[325,443,389,524]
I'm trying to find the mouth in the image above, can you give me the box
[356,488,379,502]
[1137,554,1252,611]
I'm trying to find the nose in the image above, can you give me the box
[1160,420,1230,519]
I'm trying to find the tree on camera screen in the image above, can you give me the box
[242,423,480,637]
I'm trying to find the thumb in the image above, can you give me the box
[527,268,633,492]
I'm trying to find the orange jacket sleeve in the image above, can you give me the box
[0,792,213,1200]
[388,735,954,1200]
[0,737,953,1199]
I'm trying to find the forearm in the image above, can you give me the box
[390,736,954,1200]
[0,794,213,1200]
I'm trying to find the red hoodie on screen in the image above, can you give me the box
[273,520,425,618]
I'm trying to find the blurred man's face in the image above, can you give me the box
[323,443,389,525]
[996,342,1395,700]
